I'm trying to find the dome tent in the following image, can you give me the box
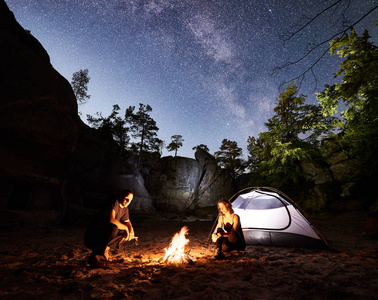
[230,187,329,249]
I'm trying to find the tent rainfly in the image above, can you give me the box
[231,187,329,249]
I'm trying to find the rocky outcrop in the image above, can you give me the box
[146,156,202,211]
[0,2,153,228]
[195,150,234,208]
[146,150,234,213]
[299,138,362,212]
[63,126,154,216]
[0,2,80,214]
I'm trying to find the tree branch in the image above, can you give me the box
[274,1,378,88]
[282,0,344,44]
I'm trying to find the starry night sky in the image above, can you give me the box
[5,0,378,158]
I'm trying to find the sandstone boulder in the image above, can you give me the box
[301,161,333,185]
[146,156,202,211]
[330,159,361,182]
[146,151,234,213]
[195,149,234,208]
[301,186,327,212]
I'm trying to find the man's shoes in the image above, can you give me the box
[104,247,110,261]
[214,251,225,260]
[88,254,106,268]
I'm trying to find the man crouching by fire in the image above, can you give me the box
[84,189,137,268]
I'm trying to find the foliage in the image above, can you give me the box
[267,85,336,146]
[71,69,90,104]
[125,103,162,166]
[87,104,129,155]
[247,84,337,188]
[192,144,210,152]
[214,139,246,182]
[317,28,378,176]
[167,135,184,157]
[87,103,161,162]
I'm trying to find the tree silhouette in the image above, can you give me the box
[87,104,129,156]
[167,135,184,157]
[192,144,210,152]
[125,103,161,168]
[274,0,378,88]
[214,139,245,183]
[71,69,90,104]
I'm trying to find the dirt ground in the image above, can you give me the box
[0,211,377,300]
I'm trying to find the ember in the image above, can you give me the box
[162,226,193,265]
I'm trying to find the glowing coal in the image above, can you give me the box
[162,226,193,265]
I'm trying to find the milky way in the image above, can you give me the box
[5,0,378,158]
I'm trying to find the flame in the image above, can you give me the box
[162,226,191,265]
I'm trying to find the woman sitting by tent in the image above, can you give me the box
[212,199,246,259]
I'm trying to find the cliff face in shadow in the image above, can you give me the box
[0,1,154,229]
[0,1,80,218]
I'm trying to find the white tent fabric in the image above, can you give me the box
[231,188,328,249]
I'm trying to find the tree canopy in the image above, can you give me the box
[87,104,129,156]
[167,135,184,157]
[247,84,336,188]
[192,144,210,153]
[71,69,90,104]
[125,103,161,166]
[317,27,378,176]
[87,103,161,162]
[215,139,245,182]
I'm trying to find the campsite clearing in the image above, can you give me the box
[0,212,377,299]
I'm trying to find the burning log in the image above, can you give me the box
[162,226,193,266]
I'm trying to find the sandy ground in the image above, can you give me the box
[0,212,377,300]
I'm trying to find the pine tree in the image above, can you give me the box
[214,139,245,182]
[167,135,184,157]
[71,69,90,104]
[87,104,129,156]
[125,103,160,167]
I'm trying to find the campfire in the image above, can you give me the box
[162,226,193,266]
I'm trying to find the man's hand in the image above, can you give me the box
[212,233,219,243]
[128,230,135,241]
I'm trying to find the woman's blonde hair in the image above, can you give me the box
[217,198,234,215]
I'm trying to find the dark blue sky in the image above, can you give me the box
[5,0,378,158]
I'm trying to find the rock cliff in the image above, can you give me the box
[0,2,80,217]
[0,1,153,228]
[145,150,234,213]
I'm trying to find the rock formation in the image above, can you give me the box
[299,137,362,212]
[62,126,154,219]
[195,149,234,208]
[146,156,202,211]
[0,1,153,228]
[145,150,234,213]
[0,2,80,217]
